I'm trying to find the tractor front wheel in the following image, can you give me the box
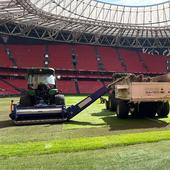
[55,94,65,105]
[19,95,32,107]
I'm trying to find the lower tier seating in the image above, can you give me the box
[78,80,103,94]
[57,80,76,94]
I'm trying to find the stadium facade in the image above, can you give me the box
[0,0,170,95]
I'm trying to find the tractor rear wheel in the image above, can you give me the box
[116,100,129,119]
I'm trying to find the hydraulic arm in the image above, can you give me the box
[66,76,126,119]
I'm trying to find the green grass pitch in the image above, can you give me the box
[0,96,170,169]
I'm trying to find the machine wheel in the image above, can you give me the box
[55,94,65,105]
[157,102,169,118]
[108,91,117,111]
[105,100,109,110]
[145,103,157,118]
[129,103,139,118]
[138,102,156,118]
[19,95,32,107]
[116,100,129,119]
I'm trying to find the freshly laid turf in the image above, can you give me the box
[1,130,170,157]
[64,95,108,129]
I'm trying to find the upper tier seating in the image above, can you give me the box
[118,48,146,72]
[48,44,73,69]
[75,45,98,70]
[98,47,124,72]
[0,45,12,67]
[8,45,45,67]
[142,53,167,73]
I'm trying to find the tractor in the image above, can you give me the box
[10,68,66,124]
[19,68,65,107]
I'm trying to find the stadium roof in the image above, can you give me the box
[0,0,170,48]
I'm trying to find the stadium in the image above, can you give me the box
[1,0,170,169]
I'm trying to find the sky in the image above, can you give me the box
[98,0,168,6]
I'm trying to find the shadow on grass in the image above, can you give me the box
[91,109,114,117]
[65,120,105,126]
[0,120,14,128]
[92,109,169,131]
[102,116,168,131]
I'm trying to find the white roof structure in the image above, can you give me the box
[0,0,170,47]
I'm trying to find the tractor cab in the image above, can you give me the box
[19,68,64,107]
[27,68,56,90]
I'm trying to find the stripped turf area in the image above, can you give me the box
[1,96,170,169]
[0,96,170,144]
[0,96,170,157]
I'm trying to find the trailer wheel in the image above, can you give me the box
[146,103,157,118]
[157,102,169,118]
[105,100,109,110]
[130,103,139,118]
[108,91,117,111]
[55,94,65,105]
[19,95,32,107]
[138,102,156,118]
[116,100,129,119]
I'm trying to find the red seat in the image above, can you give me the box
[99,47,123,72]
[48,44,72,69]
[8,45,45,67]
[57,80,76,94]
[75,45,98,70]
[78,80,103,94]
[0,80,19,95]
[118,48,145,72]
[142,53,167,73]
[0,45,12,67]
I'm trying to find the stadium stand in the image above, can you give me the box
[98,47,124,72]
[0,43,168,95]
[142,53,167,73]
[57,80,76,94]
[118,48,146,73]
[0,1,169,95]
[48,44,73,70]
[7,79,27,90]
[74,45,98,71]
[7,45,45,67]
[0,80,19,95]
[78,80,103,94]
[0,45,12,67]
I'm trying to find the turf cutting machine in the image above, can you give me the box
[9,68,170,125]
[9,67,114,125]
